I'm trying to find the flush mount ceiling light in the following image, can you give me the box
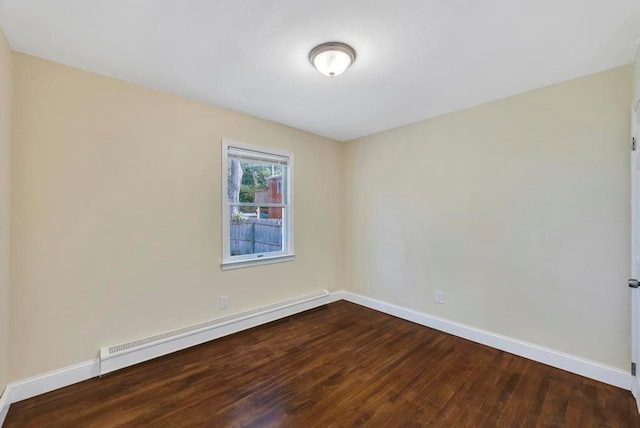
[309,42,356,77]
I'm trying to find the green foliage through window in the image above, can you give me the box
[238,164,283,203]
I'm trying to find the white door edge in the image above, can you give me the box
[632,102,640,410]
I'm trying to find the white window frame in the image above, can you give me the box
[221,139,294,270]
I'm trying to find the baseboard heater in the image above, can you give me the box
[99,290,331,375]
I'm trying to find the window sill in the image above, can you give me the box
[221,254,295,271]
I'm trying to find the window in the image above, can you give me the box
[221,139,294,269]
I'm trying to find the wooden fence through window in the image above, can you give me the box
[230,218,283,255]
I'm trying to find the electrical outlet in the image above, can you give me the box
[220,295,229,309]
[435,291,444,304]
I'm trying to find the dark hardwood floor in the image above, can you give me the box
[5,301,640,427]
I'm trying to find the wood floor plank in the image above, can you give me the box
[5,301,640,427]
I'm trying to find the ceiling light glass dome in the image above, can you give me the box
[309,42,356,77]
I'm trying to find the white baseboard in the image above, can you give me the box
[328,290,344,303]
[0,359,100,426]
[0,385,10,427]
[100,290,335,375]
[0,290,341,419]
[342,291,632,390]
[0,288,631,423]
[9,359,101,404]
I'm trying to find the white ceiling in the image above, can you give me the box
[1,1,639,141]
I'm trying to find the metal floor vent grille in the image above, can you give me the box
[108,320,222,354]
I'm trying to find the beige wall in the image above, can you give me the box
[10,53,345,380]
[0,28,11,394]
[345,65,632,370]
[6,49,635,381]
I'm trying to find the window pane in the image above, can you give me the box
[229,210,284,256]
[228,158,286,205]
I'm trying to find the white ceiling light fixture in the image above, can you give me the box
[309,42,356,77]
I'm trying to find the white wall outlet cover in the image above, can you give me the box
[220,296,229,309]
